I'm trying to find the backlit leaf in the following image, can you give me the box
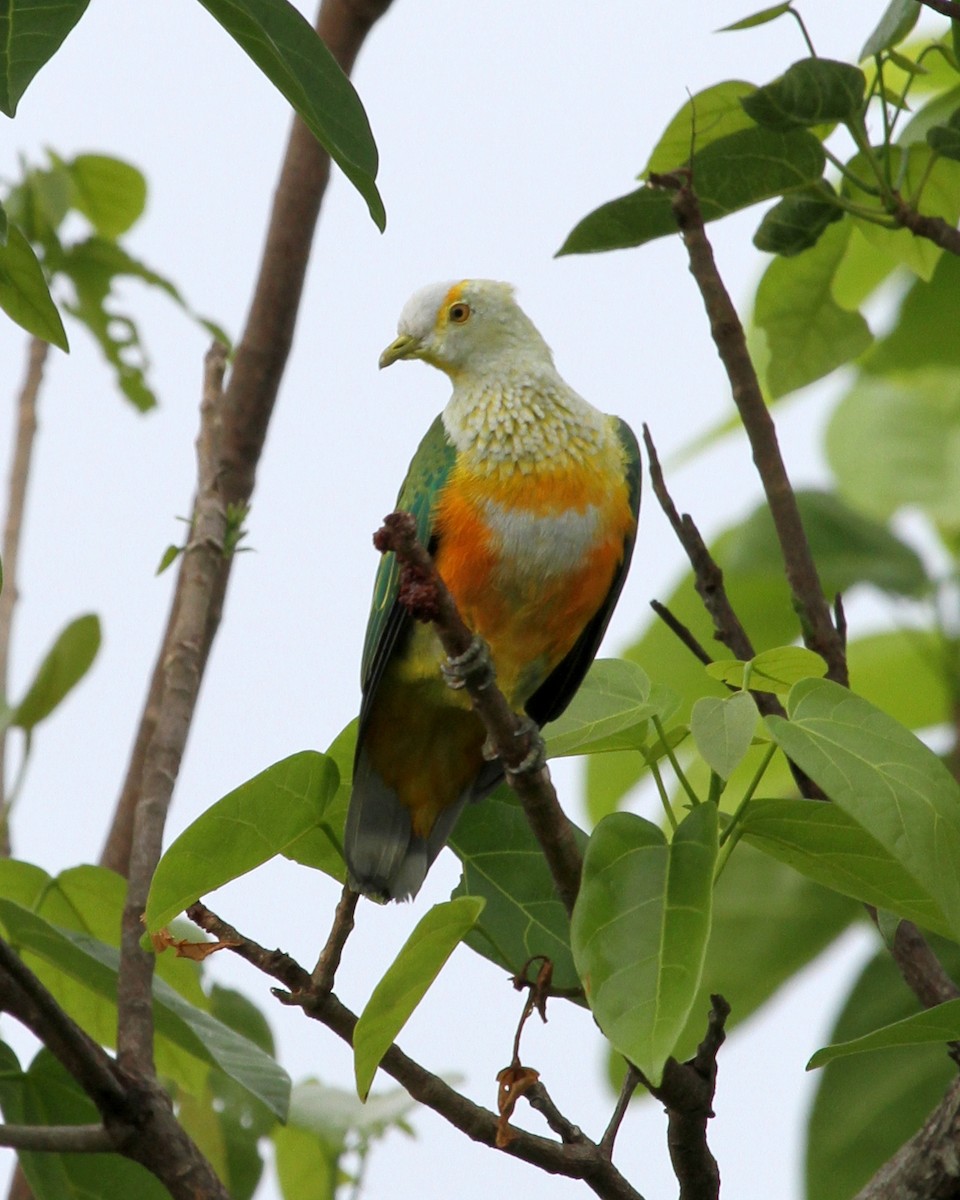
[13,614,100,730]
[0,0,90,116]
[0,225,68,350]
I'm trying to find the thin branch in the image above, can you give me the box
[893,199,960,256]
[854,1076,960,1200]
[100,0,396,877]
[651,173,848,686]
[311,884,359,991]
[0,1125,113,1152]
[374,512,583,915]
[526,1082,588,1145]
[186,907,645,1200]
[600,1065,641,1157]
[0,337,48,854]
[649,601,713,666]
[890,919,960,1010]
[116,344,229,1076]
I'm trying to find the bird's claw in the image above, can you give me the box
[441,635,494,692]
[505,715,546,777]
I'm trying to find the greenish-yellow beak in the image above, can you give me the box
[378,333,421,370]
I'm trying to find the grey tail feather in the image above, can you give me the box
[345,748,504,902]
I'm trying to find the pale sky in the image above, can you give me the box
[0,3,898,1197]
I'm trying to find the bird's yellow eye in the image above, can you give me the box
[448,302,471,324]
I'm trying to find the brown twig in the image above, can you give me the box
[0,337,48,856]
[374,511,583,914]
[311,883,359,991]
[893,200,960,257]
[0,1125,113,1152]
[185,908,645,1200]
[100,0,396,877]
[651,173,848,687]
[116,344,229,1076]
[649,601,714,667]
[600,1065,642,1157]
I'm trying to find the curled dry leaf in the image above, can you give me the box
[495,1064,541,1147]
[150,926,240,961]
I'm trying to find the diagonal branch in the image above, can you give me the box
[650,172,847,686]
[374,512,583,914]
[116,345,229,1076]
[187,903,644,1200]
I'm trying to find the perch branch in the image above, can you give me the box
[373,512,583,915]
[0,337,48,854]
[892,200,960,256]
[854,1076,960,1200]
[651,172,847,686]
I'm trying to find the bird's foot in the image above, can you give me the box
[505,715,546,777]
[441,635,494,692]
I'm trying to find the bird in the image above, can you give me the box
[344,279,641,901]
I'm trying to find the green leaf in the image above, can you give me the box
[926,106,960,161]
[282,721,354,878]
[66,154,147,238]
[706,646,827,694]
[55,236,223,412]
[12,614,100,730]
[754,218,872,398]
[274,1124,339,1200]
[722,488,929,598]
[353,897,485,1099]
[742,58,866,129]
[741,798,953,937]
[860,0,920,59]
[0,0,90,116]
[146,751,339,929]
[156,543,183,575]
[558,126,825,255]
[847,629,952,734]
[830,222,899,311]
[543,658,658,757]
[844,145,960,281]
[0,1048,169,1200]
[0,900,290,1117]
[571,805,718,1085]
[450,786,585,993]
[287,1077,417,1141]
[753,182,843,256]
[0,199,7,245]
[805,941,960,1200]
[767,679,960,941]
[810,996,960,1070]
[690,692,758,779]
[827,368,960,527]
[718,3,793,32]
[865,250,960,375]
[672,841,857,1064]
[0,224,68,349]
[195,0,384,230]
[643,81,758,174]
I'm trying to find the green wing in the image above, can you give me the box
[525,417,642,727]
[359,415,457,714]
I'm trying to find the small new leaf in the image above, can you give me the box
[156,544,183,576]
[0,226,69,350]
[705,647,827,694]
[860,0,920,60]
[926,107,960,162]
[13,615,100,730]
[690,692,758,779]
[718,2,793,32]
[742,59,866,130]
[753,183,843,256]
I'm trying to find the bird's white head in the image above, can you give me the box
[379,279,554,380]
